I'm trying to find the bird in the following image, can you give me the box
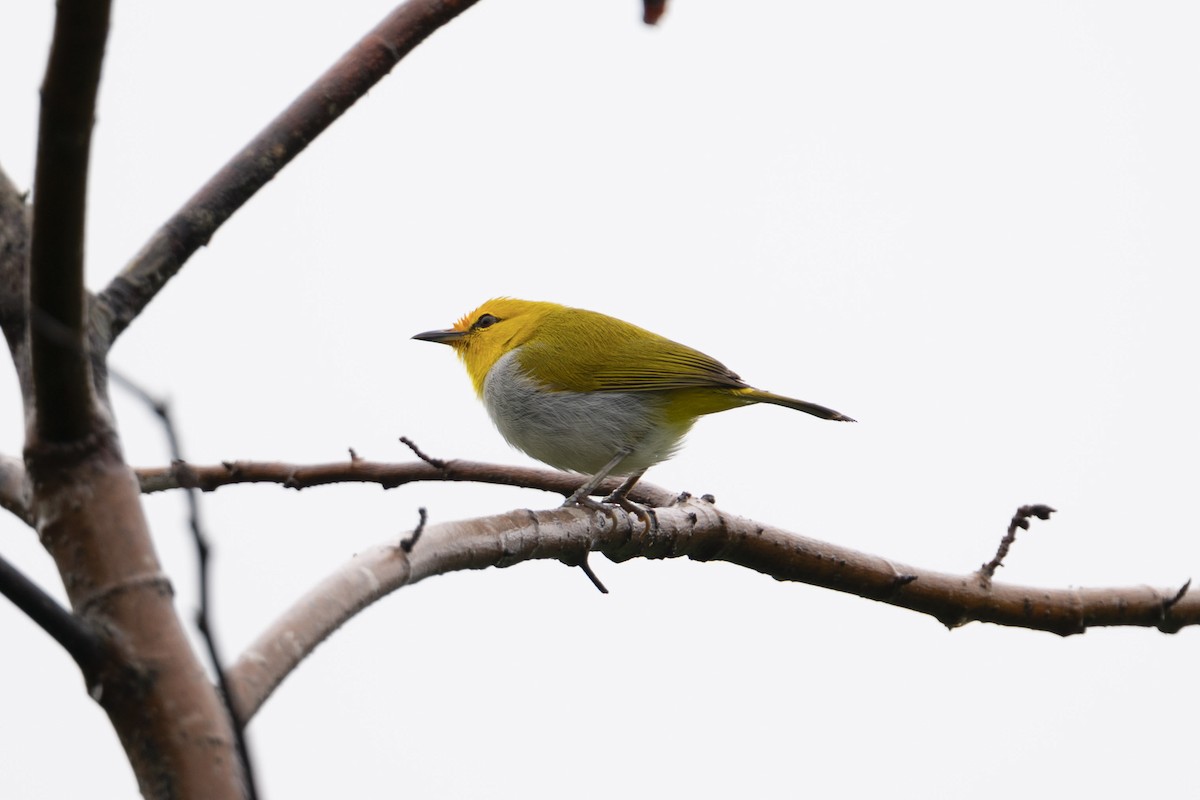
[413,298,854,508]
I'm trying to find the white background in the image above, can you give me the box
[2,1,1199,797]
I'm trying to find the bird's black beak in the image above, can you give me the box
[412,328,466,345]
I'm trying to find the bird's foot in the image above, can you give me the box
[600,491,657,532]
[562,490,655,532]
[560,487,657,594]
[563,492,607,511]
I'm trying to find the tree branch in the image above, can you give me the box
[226,499,1199,722]
[979,504,1056,586]
[0,166,30,368]
[96,0,482,343]
[0,454,32,526]
[0,551,103,670]
[111,371,259,799]
[643,0,668,25]
[28,440,247,798]
[135,457,680,508]
[29,0,111,442]
[14,2,252,792]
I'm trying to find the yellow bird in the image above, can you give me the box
[414,298,854,506]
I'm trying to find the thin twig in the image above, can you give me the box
[399,436,446,469]
[978,504,1057,586]
[399,507,428,553]
[1164,579,1191,611]
[578,553,609,594]
[0,551,103,670]
[111,370,259,799]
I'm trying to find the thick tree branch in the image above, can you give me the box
[136,457,679,508]
[0,166,30,367]
[29,0,111,442]
[0,454,32,526]
[112,371,259,799]
[28,440,246,799]
[96,0,482,343]
[227,499,1198,722]
[14,2,251,792]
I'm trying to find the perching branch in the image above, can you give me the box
[29,0,111,443]
[96,0,482,343]
[225,498,1198,722]
[136,457,679,508]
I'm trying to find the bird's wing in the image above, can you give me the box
[590,345,747,392]
[519,309,749,393]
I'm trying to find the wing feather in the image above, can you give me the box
[516,307,749,393]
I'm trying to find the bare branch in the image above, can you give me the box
[978,504,1057,586]
[97,0,482,343]
[0,454,31,526]
[227,499,1200,722]
[1165,579,1192,610]
[112,371,258,797]
[643,0,668,25]
[27,440,245,798]
[399,435,446,469]
[0,166,30,369]
[398,507,428,553]
[135,457,679,508]
[577,552,610,594]
[0,551,103,669]
[29,0,111,442]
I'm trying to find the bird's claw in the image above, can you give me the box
[563,493,607,512]
[601,492,656,532]
[562,492,655,532]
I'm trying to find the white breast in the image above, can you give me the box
[482,349,692,476]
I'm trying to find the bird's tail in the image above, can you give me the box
[745,389,856,422]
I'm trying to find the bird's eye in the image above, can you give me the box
[472,313,499,330]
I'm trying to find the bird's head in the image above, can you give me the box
[413,298,563,396]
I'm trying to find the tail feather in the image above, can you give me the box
[746,389,856,422]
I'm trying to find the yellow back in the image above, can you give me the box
[443,298,747,395]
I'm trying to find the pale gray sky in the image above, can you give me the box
[2,2,1199,797]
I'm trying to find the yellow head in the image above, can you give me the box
[412,298,565,396]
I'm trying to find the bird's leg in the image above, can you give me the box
[564,448,632,507]
[563,451,656,593]
[603,469,645,505]
[602,468,656,531]
[562,449,631,594]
